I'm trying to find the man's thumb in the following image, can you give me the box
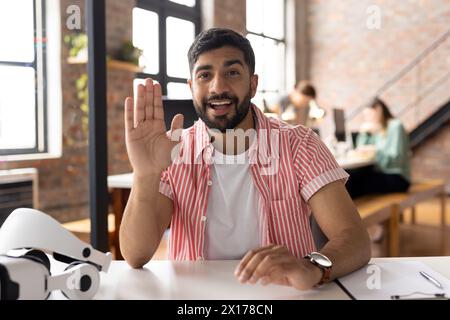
[169,114,184,141]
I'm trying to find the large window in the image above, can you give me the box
[0,0,47,156]
[133,0,201,99]
[246,0,286,108]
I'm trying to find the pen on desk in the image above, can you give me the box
[419,271,443,289]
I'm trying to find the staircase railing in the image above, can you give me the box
[347,28,450,132]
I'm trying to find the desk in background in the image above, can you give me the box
[49,256,450,300]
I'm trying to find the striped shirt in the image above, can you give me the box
[159,105,349,260]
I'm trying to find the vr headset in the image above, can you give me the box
[0,208,112,300]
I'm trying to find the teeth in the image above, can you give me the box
[210,100,232,106]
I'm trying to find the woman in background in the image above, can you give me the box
[346,98,411,198]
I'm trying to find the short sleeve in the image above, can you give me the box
[294,129,349,202]
[159,168,173,200]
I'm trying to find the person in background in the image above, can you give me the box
[271,81,320,126]
[346,98,411,199]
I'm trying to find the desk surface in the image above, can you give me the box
[50,256,450,300]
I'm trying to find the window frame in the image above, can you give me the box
[135,0,202,96]
[246,0,287,101]
[0,0,48,156]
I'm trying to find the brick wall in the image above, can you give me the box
[212,0,247,34]
[411,123,450,191]
[306,0,450,191]
[1,0,135,222]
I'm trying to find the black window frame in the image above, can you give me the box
[0,0,48,156]
[246,0,287,100]
[134,0,202,96]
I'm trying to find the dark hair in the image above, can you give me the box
[188,28,255,75]
[295,80,316,98]
[370,97,393,128]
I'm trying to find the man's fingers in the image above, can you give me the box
[145,78,154,120]
[236,245,279,282]
[153,83,164,121]
[234,244,276,277]
[248,255,291,284]
[135,84,146,126]
[124,97,134,133]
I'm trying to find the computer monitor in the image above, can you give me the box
[333,108,346,142]
[162,98,198,130]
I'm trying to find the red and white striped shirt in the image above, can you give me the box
[159,105,348,260]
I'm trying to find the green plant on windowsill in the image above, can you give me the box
[64,33,88,61]
[114,40,143,66]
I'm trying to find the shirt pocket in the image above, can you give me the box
[269,196,306,222]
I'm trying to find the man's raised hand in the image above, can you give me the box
[124,78,184,177]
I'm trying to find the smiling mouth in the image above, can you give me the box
[208,100,233,110]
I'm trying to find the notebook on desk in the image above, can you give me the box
[337,261,450,300]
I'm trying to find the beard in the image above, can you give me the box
[193,89,252,133]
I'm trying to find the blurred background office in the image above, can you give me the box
[0,0,449,258]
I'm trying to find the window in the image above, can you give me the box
[0,0,47,156]
[133,0,201,99]
[246,0,286,108]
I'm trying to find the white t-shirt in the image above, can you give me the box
[204,148,261,260]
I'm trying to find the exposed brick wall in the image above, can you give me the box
[306,0,450,191]
[1,0,135,222]
[411,122,450,192]
[212,0,246,34]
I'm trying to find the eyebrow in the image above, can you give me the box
[224,59,244,68]
[194,59,245,74]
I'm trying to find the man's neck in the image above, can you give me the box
[209,107,256,155]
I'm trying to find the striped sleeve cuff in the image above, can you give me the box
[300,167,349,202]
[159,181,173,200]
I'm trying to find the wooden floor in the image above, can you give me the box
[151,196,450,260]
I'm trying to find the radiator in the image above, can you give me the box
[0,168,39,227]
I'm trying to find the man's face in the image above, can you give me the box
[188,46,258,132]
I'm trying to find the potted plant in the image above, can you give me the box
[64,32,88,62]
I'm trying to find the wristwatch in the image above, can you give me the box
[304,252,333,286]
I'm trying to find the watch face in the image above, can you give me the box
[310,252,332,268]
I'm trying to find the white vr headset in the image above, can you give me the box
[0,208,112,300]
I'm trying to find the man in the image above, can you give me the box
[272,81,319,126]
[120,28,370,291]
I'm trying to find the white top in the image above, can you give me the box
[204,148,260,260]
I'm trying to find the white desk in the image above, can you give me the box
[50,256,450,300]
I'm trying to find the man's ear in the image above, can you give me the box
[187,78,193,92]
[250,74,259,98]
